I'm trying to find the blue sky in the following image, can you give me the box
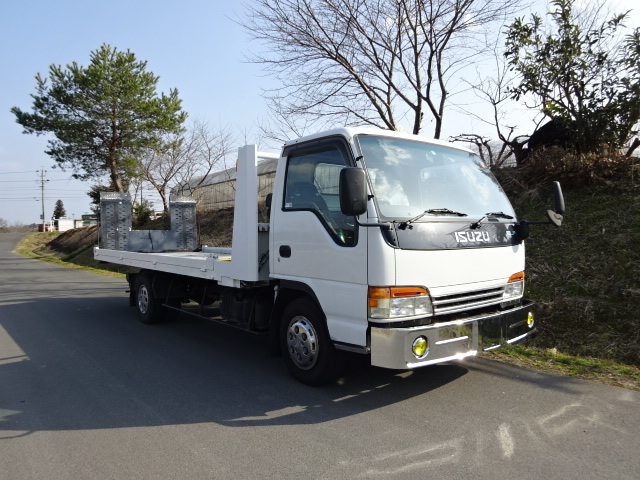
[0,0,637,224]
[1,0,269,224]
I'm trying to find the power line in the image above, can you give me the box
[0,188,89,193]
[0,178,87,183]
[0,197,89,200]
[0,180,42,183]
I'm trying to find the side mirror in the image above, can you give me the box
[552,181,565,214]
[514,181,566,243]
[339,167,368,216]
[546,181,565,227]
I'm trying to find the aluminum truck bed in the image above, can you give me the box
[94,247,231,280]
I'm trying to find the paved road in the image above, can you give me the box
[1,232,639,479]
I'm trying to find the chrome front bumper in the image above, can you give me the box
[370,301,536,370]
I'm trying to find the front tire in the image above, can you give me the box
[280,298,342,386]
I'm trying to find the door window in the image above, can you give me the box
[284,144,357,246]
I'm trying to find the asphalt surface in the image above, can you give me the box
[1,232,639,479]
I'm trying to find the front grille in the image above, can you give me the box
[432,287,505,315]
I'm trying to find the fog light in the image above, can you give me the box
[412,336,429,358]
[527,311,535,328]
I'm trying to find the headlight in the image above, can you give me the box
[368,286,433,320]
[503,272,525,301]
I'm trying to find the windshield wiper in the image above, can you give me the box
[470,211,514,229]
[398,208,468,230]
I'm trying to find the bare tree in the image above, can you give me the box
[243,0,524,139]
[258,111,317,147]
[450,134,517,168]
[138,120,234,212]
[453,42,532,165]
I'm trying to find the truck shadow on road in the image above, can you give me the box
[0,293,578,435]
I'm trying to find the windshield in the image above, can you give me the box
[356,135,515,221]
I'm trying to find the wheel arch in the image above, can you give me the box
[268,280,325,355]
[128,270,188,302]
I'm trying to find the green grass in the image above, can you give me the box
[486,345,640,391]
[15,232,130,278]
[508,180,640,367]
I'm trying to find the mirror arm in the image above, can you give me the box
[355,217,393,229]
[518,213,563,228]
[518,220,551,226]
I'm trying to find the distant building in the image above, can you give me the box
[81,213,98,226]
[174,158,278,210]
[53,218,75,232]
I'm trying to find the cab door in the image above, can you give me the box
[270,137,368,346]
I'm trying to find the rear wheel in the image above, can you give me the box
[134,274,164,324]
[280,298,342,386]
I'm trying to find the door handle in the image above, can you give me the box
[279,245,291,258]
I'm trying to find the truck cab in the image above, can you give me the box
[269,127,541,383]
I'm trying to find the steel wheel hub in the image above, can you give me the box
[138,284,150,314]
[286,316,318,370]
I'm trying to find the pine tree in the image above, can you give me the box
[12,44,187,191]
[53,199,66,219]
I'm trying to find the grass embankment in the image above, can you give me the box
[14,179,640,390]
[485,173,640,389]
[14,227,131,277]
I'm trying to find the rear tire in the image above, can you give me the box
[134,274,164,324]
[280,298,342,386]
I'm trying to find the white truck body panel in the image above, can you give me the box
[269,147,370,346]
[229,144,260,283]
[394,245,525,294]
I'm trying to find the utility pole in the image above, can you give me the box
[36,168,49,231]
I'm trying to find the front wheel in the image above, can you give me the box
[280,298,342,386]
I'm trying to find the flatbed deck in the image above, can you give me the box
[94,247,232,280]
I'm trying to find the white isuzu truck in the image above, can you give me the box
[94,127,564,385]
